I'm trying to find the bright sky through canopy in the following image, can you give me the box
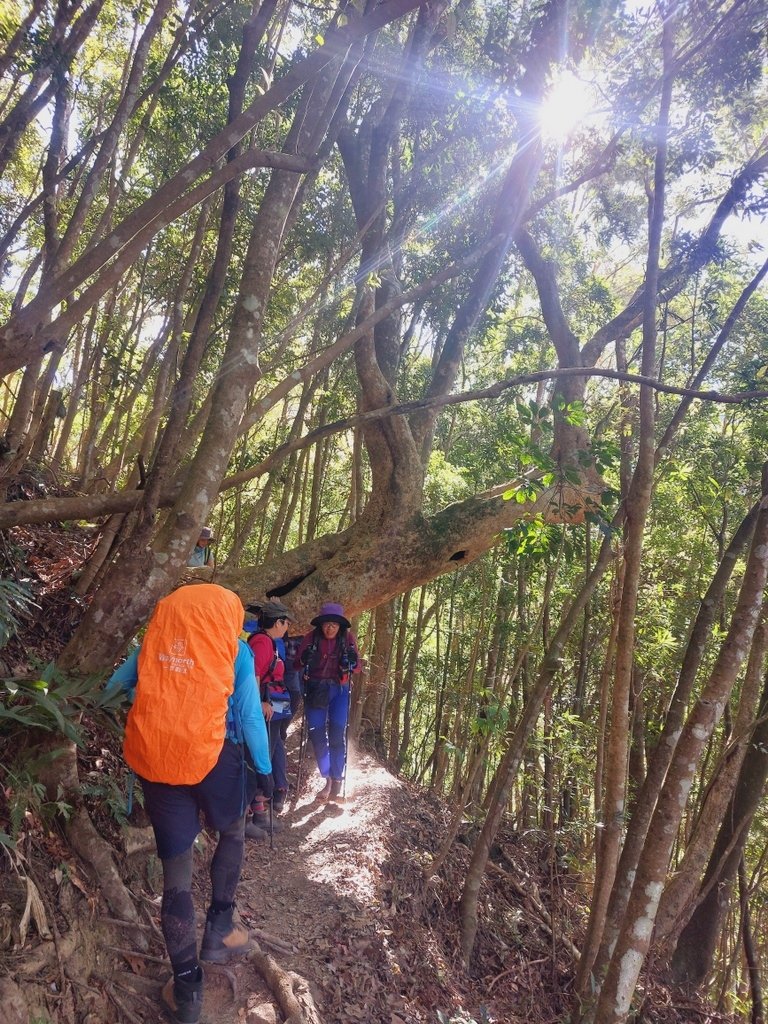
[538,70,597,141]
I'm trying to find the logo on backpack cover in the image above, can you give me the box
[159,637,195,673]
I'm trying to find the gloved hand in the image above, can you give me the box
[300,647,313,665]
[340,650,358,672]
[256,772,275,799]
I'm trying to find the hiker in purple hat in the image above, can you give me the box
[294,602,360,803]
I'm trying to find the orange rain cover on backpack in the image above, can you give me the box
[123,584,244,784]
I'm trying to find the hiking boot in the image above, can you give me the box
[244,820,268,840]
[251,810,283,832]
[161,967,203,1023]
[273,789,287,813]
[315,778,332,802]
[328,778,344,803]
[200,906,250,964]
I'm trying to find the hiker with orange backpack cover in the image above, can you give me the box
[106,583,273,1024]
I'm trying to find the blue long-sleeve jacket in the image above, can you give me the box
[106,639,271,775]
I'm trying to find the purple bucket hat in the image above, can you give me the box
[310,602,351,629]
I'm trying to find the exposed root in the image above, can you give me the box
[19,874,51,944]
[108,944,168,965]
[106,982,145,1024]
[35,738,146,950]
[65,804,148,950]
[250,946,324,1024]
[15,928,79,975]
[205,961,239,999]
[252,926,296,954]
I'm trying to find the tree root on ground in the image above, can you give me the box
[65,805,148,951]
[252,926,296,954]
[250,946,323,1024]
[38,738,146,949]
[14,928,79,975]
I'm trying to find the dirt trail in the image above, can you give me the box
[192,741,409,1024]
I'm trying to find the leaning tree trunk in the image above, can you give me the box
[55,3,389,672]
[578,20,672,1007]
[591,467,768,1024]
[574,94,669,1013]
[0,0,424,378]
[669,611,768,987]
[655,608,768,948]
[586,499,760,987]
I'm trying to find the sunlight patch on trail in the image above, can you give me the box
[296,744,400,902]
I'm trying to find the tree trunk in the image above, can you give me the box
[397,587,429,771]
[458,532,614,964]
[579,21,672,1006]
[0,0,424,378]
[387,590,411,765]
[0,353,44,469]
[586,499,759,988]
[739,856,765,1024]
[592,468,768,1024]
[627,666,646,809]
[656,610,768,947]
[669,612,768,986]
[361,599,395,754]
[55,14,368,670]
[30,388,63,463]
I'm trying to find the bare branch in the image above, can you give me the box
[2,365,764,529]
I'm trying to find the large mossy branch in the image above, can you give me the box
[213,477,604,629]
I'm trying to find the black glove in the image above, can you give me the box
[256,772,275,799]
[300,647,313,666]
[340,650,358,672]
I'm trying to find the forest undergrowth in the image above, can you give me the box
[0,514,738,1024]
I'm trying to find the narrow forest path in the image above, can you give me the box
[219,743,409,1024]
[4,723,718,1024]
[102,729,589,1024]
[114,737,468,1024]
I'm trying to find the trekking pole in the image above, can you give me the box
[296,711,308,795]
[268,797,274,850]
[342,677,352,800]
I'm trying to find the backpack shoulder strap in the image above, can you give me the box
[257,632,279,683]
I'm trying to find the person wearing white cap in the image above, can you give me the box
[187,527,216,568]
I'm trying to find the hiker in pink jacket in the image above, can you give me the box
[294,602,360,802]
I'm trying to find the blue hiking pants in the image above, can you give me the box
[305,681,350,780]
[268,716,289,792]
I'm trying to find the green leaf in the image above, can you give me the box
[0,706,55,729]
[0,831,17,851]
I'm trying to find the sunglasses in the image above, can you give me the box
[277,617,289,624]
